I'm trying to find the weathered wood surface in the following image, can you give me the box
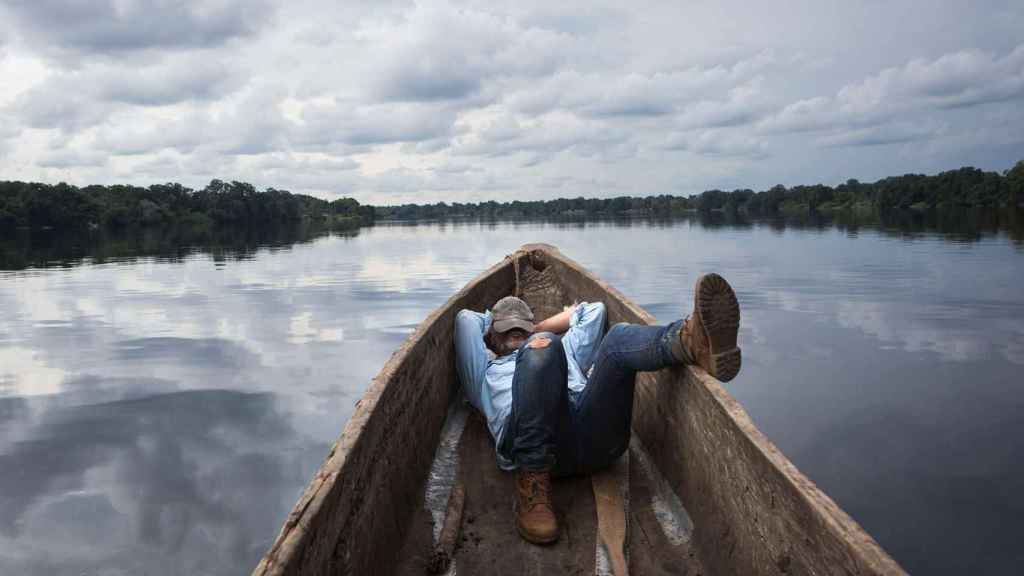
[255,242,905,576]
[428,481,465,573]
[252,257,515,576]
[393,491,436,575]
[455,411,598,575]
[626,445,704,576]
[398,403,704,576]
[593,454,629,576]
[534,244,906,575]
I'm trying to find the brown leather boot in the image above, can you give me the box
[515,470,559,544]
[680,273,742,382]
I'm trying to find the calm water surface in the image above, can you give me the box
[1,216,1023,575]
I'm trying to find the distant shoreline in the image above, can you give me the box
[2,161,1021,233]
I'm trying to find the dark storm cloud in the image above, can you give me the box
[1,0,274,56]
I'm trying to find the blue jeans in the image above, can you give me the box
[499,321,685,475]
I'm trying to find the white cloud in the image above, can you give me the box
[506,54,774,120]
[452,110,631,163]
[360,2,570,103]
[672,77,770,130]
[0,117,19,156]
[816,121,948,149]
[0,1,1022,202]
[94,109,207,156]
[37,146,109,169]
[759,43,1024,146]
[846,45,1024,110]
[295,99,459,148]
[663,129,768,159]
[6,53,246,132]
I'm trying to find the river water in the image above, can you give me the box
[1,213,1023,575]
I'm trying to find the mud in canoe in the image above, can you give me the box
[253,244,905,576]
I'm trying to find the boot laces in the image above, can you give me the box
[684,313,707,346]
[521,472,552,511]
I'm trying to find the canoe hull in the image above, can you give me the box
[253,244,905,575]
[534,246,904,575]
[253,254,516,576]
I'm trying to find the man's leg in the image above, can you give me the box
[501,332,569,470]
[569,271,742,473]
[567,321,685,474]
[499,331,568,544]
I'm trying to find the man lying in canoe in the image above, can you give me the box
[454,273,741,545]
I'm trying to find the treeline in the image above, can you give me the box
[0,179,374,231]
[375,162,1024,220]
[2,162,1021,231]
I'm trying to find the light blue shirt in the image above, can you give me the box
[454,301,607,469]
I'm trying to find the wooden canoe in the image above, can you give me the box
[253,243,906,575]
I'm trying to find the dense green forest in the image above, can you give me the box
[1,161,1021,231]
[0,179,374,231]
[375,161,1024,220]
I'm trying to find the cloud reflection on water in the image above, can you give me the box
[0,389,325,576]
[0,218,1022,574]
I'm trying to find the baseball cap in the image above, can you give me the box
[491,296,535,333]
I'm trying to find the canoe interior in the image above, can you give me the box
[253,244,905,576]
[393,408,705,575]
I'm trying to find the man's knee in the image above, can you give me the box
[520,332,563,360]
[528,331,560,346]
[527,334,554,349]
[528,337,551,349]
[607,322,630,339]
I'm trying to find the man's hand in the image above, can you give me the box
[533,302,578,334]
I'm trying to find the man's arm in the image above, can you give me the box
[562,301,607,374]
[454,309,491,413]
[534,304,577,334]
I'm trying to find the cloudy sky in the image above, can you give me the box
[0,1,1022,205]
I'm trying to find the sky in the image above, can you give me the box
[0,0,1022,205]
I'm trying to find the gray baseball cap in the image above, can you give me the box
[491,296,535,333]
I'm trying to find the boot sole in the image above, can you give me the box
[695,273,742,382]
